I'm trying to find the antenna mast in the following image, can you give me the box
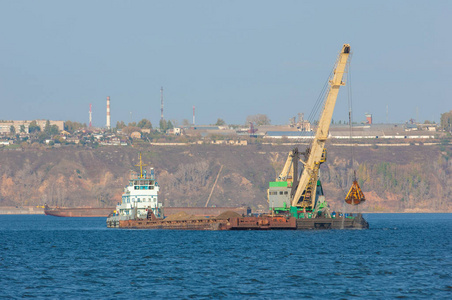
[193,106,195,125]
[160,87,164,122]
[135,153,148,179]
[89,104,92,128]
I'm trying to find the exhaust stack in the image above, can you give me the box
[106,96,111,130]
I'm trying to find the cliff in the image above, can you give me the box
[0,143,450,212]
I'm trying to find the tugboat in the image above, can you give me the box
[106,153,162,228]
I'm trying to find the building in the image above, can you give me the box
[131,131,142,139]
[264,131,315,139]
[0,120,64,134]
[141,128,151,134]
[167,128,182,135]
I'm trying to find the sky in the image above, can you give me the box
[0,0,450,127]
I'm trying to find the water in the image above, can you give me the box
[0,214,451,299]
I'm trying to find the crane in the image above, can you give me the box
[268,44,351,215]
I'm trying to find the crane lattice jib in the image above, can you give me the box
[291,44,351,208]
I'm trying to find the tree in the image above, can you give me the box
[246,114,271,126]
[28,121,41,133]
[44,121,59,136]
[44,120,51,133]
[167,120,174,130]
[137,119,153,129]
[9,125,16,135]
[122,126,141,135]
[215,118,226,126]
[440,111,452,133]
[20,125,26,133]
[159,119,167,131]
[116,121,126,130]
[182,119,190,126]
[37,131,49,144]
[48,125,60,136]
[64,121,85,133]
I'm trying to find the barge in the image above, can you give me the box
[44,205,249,218]
[44,206,114,217]
[106,154,368,230]
[107,209,368,230]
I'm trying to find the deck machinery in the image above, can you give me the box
[268,44,366,221]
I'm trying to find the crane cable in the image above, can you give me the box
[306,67,334,126]
[347,54,356,179]
[346,53,363,210]
[306,63,337,155]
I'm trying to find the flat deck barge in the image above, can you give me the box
[107,213,368,230]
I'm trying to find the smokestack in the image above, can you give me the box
[160,87,164,122]
[89,104,92,128]
[193,106,195,125]
[365,113,372,125]
[106,96,111,130]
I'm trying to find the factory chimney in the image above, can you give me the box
[89,104,92,128]
[365,113,372,125]
[106,96,111,130]
[160,87,164,122]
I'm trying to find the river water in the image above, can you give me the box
[0,214,451,299]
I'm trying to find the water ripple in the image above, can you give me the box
[0,214,451,299]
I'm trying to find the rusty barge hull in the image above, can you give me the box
[44,207,114,217]
[118,219,229,230]
[108,214,368,230]
[45,206,250,218]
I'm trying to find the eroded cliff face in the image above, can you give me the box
[0,144,450,212]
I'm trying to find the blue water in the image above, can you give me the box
[0,214,451,299]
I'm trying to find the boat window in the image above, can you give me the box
[279,191,283,195]
[150,186,154,190]
[137,198,140,202]
[284,191,288,195]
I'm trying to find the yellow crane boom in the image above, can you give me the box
[291,44,351,208]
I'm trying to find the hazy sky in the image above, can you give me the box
[0,0,450,127]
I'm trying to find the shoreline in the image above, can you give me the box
[0,206,450,215]
[0,206,45,215]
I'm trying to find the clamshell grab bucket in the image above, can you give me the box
[345,180,366,205]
